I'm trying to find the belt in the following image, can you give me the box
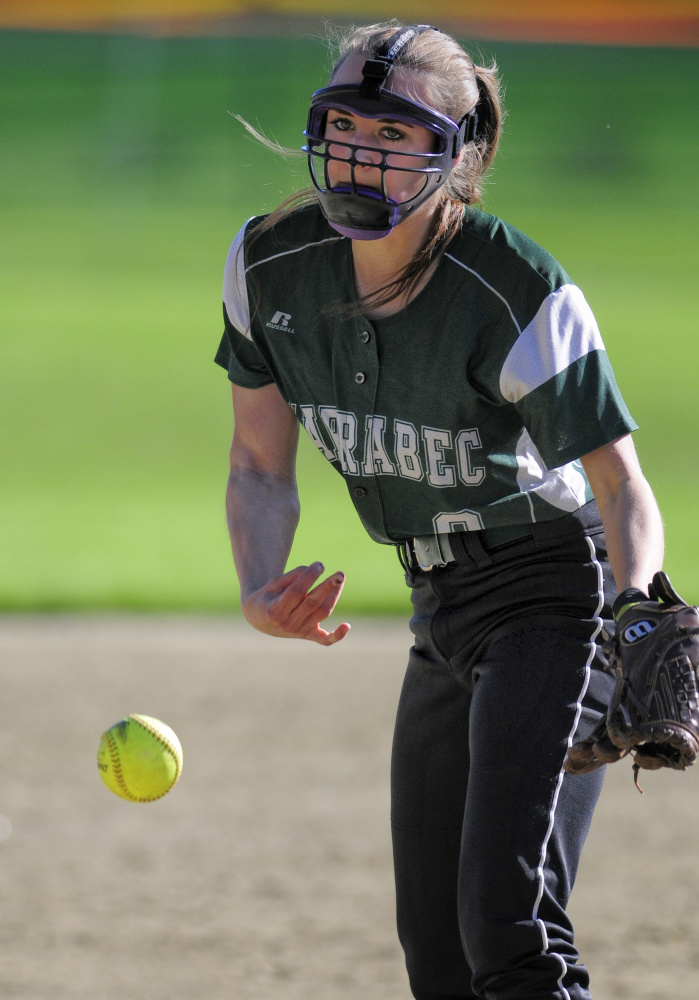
[410,524,534,571]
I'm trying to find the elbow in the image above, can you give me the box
[227,461,298,497]
[226,464,300,522]
[581,436,647,515]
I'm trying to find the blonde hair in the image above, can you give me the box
[244,21,504,313]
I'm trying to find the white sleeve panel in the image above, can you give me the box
[499,284,605,404]
[222,219,253,341]
[515,428,588,512]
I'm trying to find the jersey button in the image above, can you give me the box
[359,331,371,344]
[354,372,366,384]
[353,486,368,499]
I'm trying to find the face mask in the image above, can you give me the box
[303,25,478,240]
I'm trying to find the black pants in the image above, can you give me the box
[392,504,615,1000]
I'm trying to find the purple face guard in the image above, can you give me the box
[301,25,478,240]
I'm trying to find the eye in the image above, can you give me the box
[327,115,354,133]
[380,126,406,142]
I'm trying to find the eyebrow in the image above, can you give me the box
[327,109,415,128]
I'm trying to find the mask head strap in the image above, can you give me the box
[459,71,488,148]
[457,106,479,152]
[358,24,438,100]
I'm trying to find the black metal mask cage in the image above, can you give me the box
[303,88,473,239]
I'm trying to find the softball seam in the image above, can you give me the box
[101,716,182,802]
[103,730,138,801]
[130,715,183,784]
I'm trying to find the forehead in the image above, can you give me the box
[330,54,430,106]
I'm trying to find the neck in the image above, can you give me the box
[351,197,441,318]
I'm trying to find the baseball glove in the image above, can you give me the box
[565,571,699,789]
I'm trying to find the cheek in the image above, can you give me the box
[384,174,420,201]
[326,159,343,186]
[327,140,352,162]
[383,154,431,196]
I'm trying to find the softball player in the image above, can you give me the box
[216,22,664,1000]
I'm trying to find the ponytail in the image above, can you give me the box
[473,63,502,180]
[443,59,502,207]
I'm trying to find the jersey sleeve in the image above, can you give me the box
[499,283,637,468]
[214,220,275,389]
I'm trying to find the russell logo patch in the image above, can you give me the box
[266,310,294,333]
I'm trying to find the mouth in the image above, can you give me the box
[330,183,388,201]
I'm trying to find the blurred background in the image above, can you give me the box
[1,0,698,613]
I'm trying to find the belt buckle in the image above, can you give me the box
[412,533,454,571]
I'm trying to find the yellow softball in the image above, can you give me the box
[97,714,183,802]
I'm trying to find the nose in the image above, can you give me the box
[353,144,382,168]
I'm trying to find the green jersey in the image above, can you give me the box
[215,204,636,545]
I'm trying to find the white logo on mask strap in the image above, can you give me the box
[267,311,294,332]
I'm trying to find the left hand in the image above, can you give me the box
[565,571,699,789]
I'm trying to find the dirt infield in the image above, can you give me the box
[1,616,697,999]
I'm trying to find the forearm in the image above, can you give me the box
[226,465,301,601]
[595,475,664,594]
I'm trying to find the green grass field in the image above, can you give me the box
[1,31,697,611]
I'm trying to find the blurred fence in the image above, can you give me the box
[0,0,698,45]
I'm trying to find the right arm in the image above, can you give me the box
[227,382,350,645]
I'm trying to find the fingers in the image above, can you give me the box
[245,563,349,642]
[296,572,346,626]
[271,562,327,609]
[262,563,321,596]
[285,569,347,637]
[273,563,343,615]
